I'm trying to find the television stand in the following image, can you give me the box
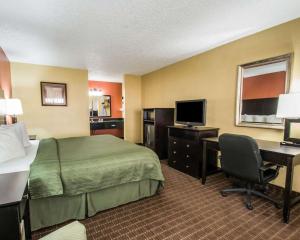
[167,125,219,178]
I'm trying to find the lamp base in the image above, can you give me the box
[280,141,300,148]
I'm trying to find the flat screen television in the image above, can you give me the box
[175,99,207,127]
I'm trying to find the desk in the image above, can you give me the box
[202,137,300,223]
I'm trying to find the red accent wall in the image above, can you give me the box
[88,81,122,118]
[0,47,12,98]
[242,71,286,100]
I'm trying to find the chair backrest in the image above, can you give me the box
[219,133,263,183]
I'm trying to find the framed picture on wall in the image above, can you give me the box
[41,82,67,106]
[98,95,111,117]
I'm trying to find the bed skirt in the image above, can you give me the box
[30,179,160,231]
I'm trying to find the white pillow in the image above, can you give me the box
[0,127,26,164]
[1,122,31,147]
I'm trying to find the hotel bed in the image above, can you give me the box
[27,135,164,230]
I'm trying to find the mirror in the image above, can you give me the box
[89,95,111,117]
[236,54,291,129]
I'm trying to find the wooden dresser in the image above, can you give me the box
[167,126,219,178]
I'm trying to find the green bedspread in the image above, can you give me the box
[29,135,164,199]
[29,138,63,199]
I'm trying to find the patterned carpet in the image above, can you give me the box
[33,163,300,240]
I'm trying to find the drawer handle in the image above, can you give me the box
[172,160,176,163]
[111,124,116,127]
[173,141,176,144]
[173,151,176,154]
[186,155,190,158]
[186,165,190,168]
[186,144,190,148]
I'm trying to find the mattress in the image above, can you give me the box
[0,140,39,174]
[29,135,163,230]
[29,135,164,199]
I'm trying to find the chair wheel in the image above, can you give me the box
[220,191,227,197]
[246,203,253,210]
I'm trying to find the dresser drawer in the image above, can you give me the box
[91,121,124,130]
[181,157,200,177]
[168,146,182,163]
[168,137,182,170]
[168,128,199,141]
[168,154,182,170]
[180,161,195,176]
[168,155,179,167]
[104,121,123,129]
[169,145,181,156]
[181,139,201,150]
[169,137,181,148]
[182,142,202,160]
[169,137,182,153]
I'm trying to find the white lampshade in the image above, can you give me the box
[0,98,23,116]
[276,93,300,119]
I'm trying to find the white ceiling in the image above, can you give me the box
[0,0,300,82]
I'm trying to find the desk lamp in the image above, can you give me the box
[276,93,300,147]
[0,98,23,124]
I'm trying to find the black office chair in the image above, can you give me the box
[219,133,281,210]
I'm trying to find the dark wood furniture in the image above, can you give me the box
[202,137,300,223]
[90,118,124,138]
[0,171,31,240]
[167,126,219,178]
[143,108,174,159]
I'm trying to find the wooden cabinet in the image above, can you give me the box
[90,118,124,138]
[143,108,174,159]
[168,126,219,178]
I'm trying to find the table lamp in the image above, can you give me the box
[276,93,300,147]
[0,98,23,124]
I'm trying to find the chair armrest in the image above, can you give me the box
[259,163,282,180]
[259,163,278,171]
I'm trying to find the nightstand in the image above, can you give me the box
[0,171,32,240]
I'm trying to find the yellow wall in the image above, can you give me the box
[141,18,300,191]
[11,62,90,139]
[124,74,142,143]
